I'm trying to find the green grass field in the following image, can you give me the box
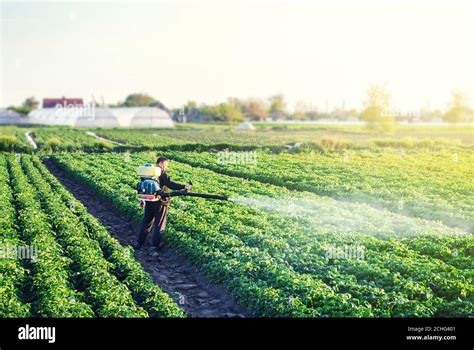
[0,124,472,317]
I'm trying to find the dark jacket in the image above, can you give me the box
[159,171,185,191]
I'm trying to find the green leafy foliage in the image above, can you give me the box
[0,154,31,317]
[0,152,184,318]
[168,149,474,231]
[51,152,473,317]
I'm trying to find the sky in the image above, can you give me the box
[1,0,473,112]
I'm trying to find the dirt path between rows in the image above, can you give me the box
[43,158,251,318]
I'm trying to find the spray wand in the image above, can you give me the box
[157,189,229,201]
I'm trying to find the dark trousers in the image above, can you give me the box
[137,201,168,247]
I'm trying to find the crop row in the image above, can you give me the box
[167,149,473,231]
[7,155,95,317]
[0,154,31,317]
[0,126,34,152]
[32,128,118,152]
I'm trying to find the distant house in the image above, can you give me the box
[43,97,83,108]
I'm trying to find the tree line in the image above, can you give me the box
[5,88,474,125]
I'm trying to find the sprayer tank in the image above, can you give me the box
[137,163,162,178]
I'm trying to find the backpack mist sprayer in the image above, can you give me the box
[136,163,230,203]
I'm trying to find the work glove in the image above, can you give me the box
[184,183,192,190]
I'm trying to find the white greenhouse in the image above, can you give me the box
[26,107,174,128]
[0,109,28,124]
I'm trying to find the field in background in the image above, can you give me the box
[1,124,473,152]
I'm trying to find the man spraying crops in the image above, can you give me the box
[135,156,192,251]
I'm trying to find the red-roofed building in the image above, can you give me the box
[43,97,83,108]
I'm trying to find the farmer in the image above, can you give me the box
[135,156,192,251]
